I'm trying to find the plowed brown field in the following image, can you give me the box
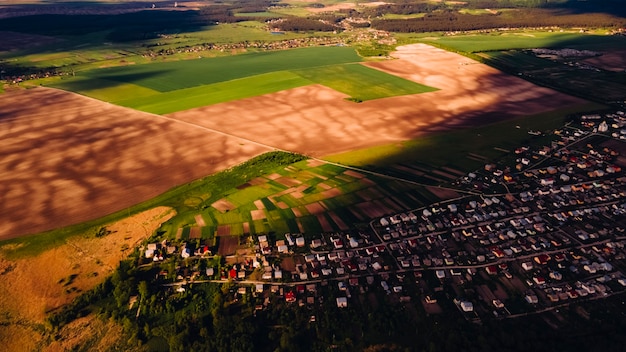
[0,88,272,239]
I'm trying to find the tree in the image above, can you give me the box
[138,281,149,300]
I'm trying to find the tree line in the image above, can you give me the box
[371,9,626,33]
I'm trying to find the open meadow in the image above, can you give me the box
[413,31,626,53]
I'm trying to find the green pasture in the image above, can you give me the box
[112,71,311,114]
[415,31,626,53]
[51,78,160,102]
[293,63,437,101]
[457,9,493,15]
[69,46,362,92]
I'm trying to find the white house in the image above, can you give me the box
[336,297,348,308]
[460,301,473,312]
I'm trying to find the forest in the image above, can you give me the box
[370,9,625,33]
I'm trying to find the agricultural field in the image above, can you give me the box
[477,48,626,103]
[0,87,274,239]
[413,31,626,53]
[59,47,362,92]
[158,158,447,243]
[0,42,590,241]
[49,46,435,112]
[168,43,587,156]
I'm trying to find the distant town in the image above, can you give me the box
[140,109,626,323]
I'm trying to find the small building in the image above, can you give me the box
[336,297,348,308]
[296,237,305,247]
[460,301,473,312]
[521,262,534,271]
[525,294,539,304]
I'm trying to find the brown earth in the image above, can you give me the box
[0,206,174,352]
[583,50,626,72]
[168,43,586,158]
[0,87,272,239]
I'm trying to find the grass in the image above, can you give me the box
[112,71,312,114]
[49,78,160,102]
[293,63,437,101]
[51,47,437,112]
[234,12,277,17]
[414,31,626,53]
[70,46,362,92]
[382,13,427,19]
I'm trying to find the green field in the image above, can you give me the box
[414,31,626,53]
[66,46,362,92]
[49,46,438,112]
[477,49,626,103]
[294,63,437,101]
[114,71,311,114]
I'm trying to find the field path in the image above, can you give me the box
[167,43,586,157]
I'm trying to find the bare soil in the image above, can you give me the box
[168,44,586,158]
[583,50,626,72]
[426,186,461,200]
[0,87,272,239]
[217,235,239,256]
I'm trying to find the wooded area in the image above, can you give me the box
[371,9,625,33]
